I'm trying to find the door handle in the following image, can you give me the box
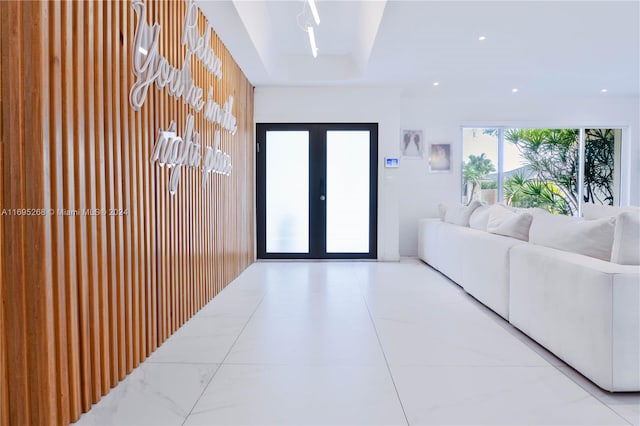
[319,177,326,201]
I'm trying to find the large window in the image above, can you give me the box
[462,127,622,216]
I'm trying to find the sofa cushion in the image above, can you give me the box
[469,205,492,230]
[486,205,533,241]
[529,214,615,261]
[437,203,448,220]
[611,211,640,265]
[444,201,481,226]
[583,203,640,220]
[418,218,444,267]
[461,229,526,319]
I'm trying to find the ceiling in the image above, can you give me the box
[197,0,640,98]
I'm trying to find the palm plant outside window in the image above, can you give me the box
[461,127,621,216]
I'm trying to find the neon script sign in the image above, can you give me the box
[151,115,232,195]
[129,0,238,194]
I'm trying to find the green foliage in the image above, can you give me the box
[583,129,615,206]
[482,129,499,137]
[504,128,616,214]
[505,128,579,215]
[480,181,497,190]
[504,173,569,215]
[463,153,496,204]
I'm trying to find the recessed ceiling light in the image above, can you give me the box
[512,88,519,93]
[478,36,486,41]
[433,82,440,86]
[601,89,608,93]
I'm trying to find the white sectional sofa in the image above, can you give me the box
[418,203,640,392]
[418,218,525,319]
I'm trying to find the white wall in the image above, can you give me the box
[399,95,640,256]
[255,87,640,259]
[255,87,402,261]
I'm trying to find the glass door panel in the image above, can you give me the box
[326,131,370,253]
[265,131,309,253]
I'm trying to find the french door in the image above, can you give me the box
[256,123,378,259]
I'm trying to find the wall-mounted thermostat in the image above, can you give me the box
[385,157,399,168]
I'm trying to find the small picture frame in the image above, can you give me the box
[401,129,424,158]
[429,143,451,173]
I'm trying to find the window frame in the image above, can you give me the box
[459,125,630,215]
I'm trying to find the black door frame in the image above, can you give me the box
[256,123,378,259]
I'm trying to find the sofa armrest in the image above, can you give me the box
[509,243,640,391]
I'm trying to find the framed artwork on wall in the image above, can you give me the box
[401,129,424,158]
[429,143,451,172]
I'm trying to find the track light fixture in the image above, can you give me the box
[297,0,321,58]
[307,26,318,58]
[308,0,320,25]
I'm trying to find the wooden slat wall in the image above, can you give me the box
[0,1,255,424]
[0,5,6,426]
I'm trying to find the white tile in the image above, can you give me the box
[147,315,248,364]
[73,363,218,426]
[76,261,639,426]
[392,365,629,425]
[184,364,407,425]
[610,401,640,426]
[197,284,265,318]
[225,310,386,366]
[253,282,367,320]
[557,366,640,425]
[373,301,549,367]
[480,310,568,367]
[364,266,469,321]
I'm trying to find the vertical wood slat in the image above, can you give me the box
[0,4,6,422]
[92,0,112,398]
[1,3,29,423]
[49,1,71,422]
[0,0,255,424]
[103,0,120,387]
[112,0,127,381]
[71,0,93,411]
[82,0,102,405]
[0,5,7,425]
[22,2,57,422]
[61,0,82,416]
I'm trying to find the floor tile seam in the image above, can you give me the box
[549,365,636,426]
[209,361,390,367]
[364,298,469,308]
[384,364,568,368]
[144,360,221,365]
[465,298,636,423]
[181,290,269,426]
[363,296,410,426]
[193,313,259,319]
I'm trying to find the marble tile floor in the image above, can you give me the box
[74,260,640,426]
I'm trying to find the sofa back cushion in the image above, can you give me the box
[469,205,492,230]
[437,203,448,220]
[583,203,640,220]
[486,205,533,241]
[611,211,640,265]
[443,201,481,226]
[529,214,615,261]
